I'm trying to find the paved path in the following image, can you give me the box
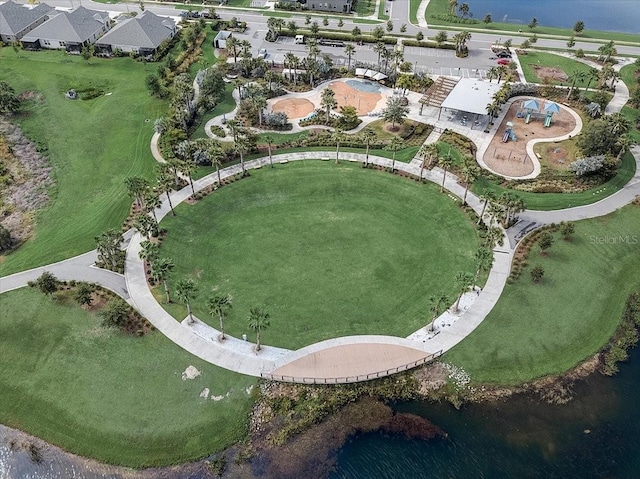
[0,251,130,300]
[122,150,516,381]
[507,145,640,245]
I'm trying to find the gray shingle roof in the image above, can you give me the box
[22,6,109,43]
[96,11,174,50]
[0,0,53,37]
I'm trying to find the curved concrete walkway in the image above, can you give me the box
[123,150,511,381]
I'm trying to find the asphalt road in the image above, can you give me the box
[26,0,640,58]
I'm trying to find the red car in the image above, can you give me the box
[497,58,511,65]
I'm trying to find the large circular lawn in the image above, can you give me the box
[159,162,478,349]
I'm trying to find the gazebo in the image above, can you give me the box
[437,78,502,128]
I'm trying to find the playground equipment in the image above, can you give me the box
[525,112,532,124]
[502,121,516,142]
[543,102,560,128]
[522,99,540,124]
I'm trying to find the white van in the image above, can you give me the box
[295,35,305,44]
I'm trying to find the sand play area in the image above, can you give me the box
[272,98,315,119]
[483,99,577,177]
[328,80,386,116]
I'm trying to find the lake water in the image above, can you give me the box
[459,0,640,33]
[331,346,640,478]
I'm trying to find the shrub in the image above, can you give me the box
[570,155,605,176]
[530,265,545,283]
[99,298,130,328]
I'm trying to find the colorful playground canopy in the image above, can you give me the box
[523,99,540,111]
[544,102,560,114]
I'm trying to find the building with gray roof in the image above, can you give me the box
[0,0,54,43]
[95,11,176,57]
[21,6,110,51]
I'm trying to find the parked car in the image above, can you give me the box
[496,51,512,58]
[258,48,268,59]
[497,58,511,65]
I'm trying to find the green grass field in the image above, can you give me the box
[520,52,596,86]
[0,288,255,467]
[191,83,236,139]
[474,150,637,211]
[354,0,376,17]
[446,205,640,385]
[158,162,478,349]
[0,50,166,275]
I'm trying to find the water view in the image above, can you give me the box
[463,0,640,33]
[332,347,640,478]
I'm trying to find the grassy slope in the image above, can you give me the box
[0,288,255,467]
[520,51,596,85]
[0,50,166,275]
[158,162,478,349]
[474,150,637,211]
[445,205,640,384]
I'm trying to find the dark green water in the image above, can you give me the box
[331,347,640,479]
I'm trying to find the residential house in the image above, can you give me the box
[0,0,54,43]
[95,11,176,56]
[21,6,110,52]
[278,0,353,13]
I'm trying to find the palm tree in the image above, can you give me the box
[361,128,376,166]
[180,158,197,195]
[175,278,198,324]
[156,170,176,216]
[566,69,587,100]
[453,31,471,56]
[234,135,251,175]
[373,41,386,71]
[332,127,344,165]
[486,101,500,125]
[344,44,356,71]
[485,226,504,248]
[150,257,175,303]
[454,271,474,311]
[225,35,238,65]
[287,21,298,35]
[460,165,477,206]
[473,247,494,283]
[428,294,449,332]
[320,87,337,124]
[207,294,232,340]
[478,190,496,225]
[387,136,405,171]
[438,154,453,193]
[139,240,160,268]
[583,67,599,92]
[449,0,458,16]
[133,213,155,240]
[417,143,431,180]
[208,142,225,185]
[143,190,162,226]
[264,135,275,168]
[247,306,270,351]
[486,67,498,83]
[124,176,150,210]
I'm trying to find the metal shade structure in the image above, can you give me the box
[523,99,540,111]
[544,102,560,114]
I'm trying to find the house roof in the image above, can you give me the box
[22,6,109,43]
[0,0,53,36]
[96,11,174,49]
[440,78,502,116]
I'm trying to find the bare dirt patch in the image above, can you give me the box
[0,118,53,248]
[531,65,568,82]
[329,80,384,116]
[271,98,315,119]
[483,99,577,177]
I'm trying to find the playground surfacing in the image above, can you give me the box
[483,98,577,178]
[269,79,390,120]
